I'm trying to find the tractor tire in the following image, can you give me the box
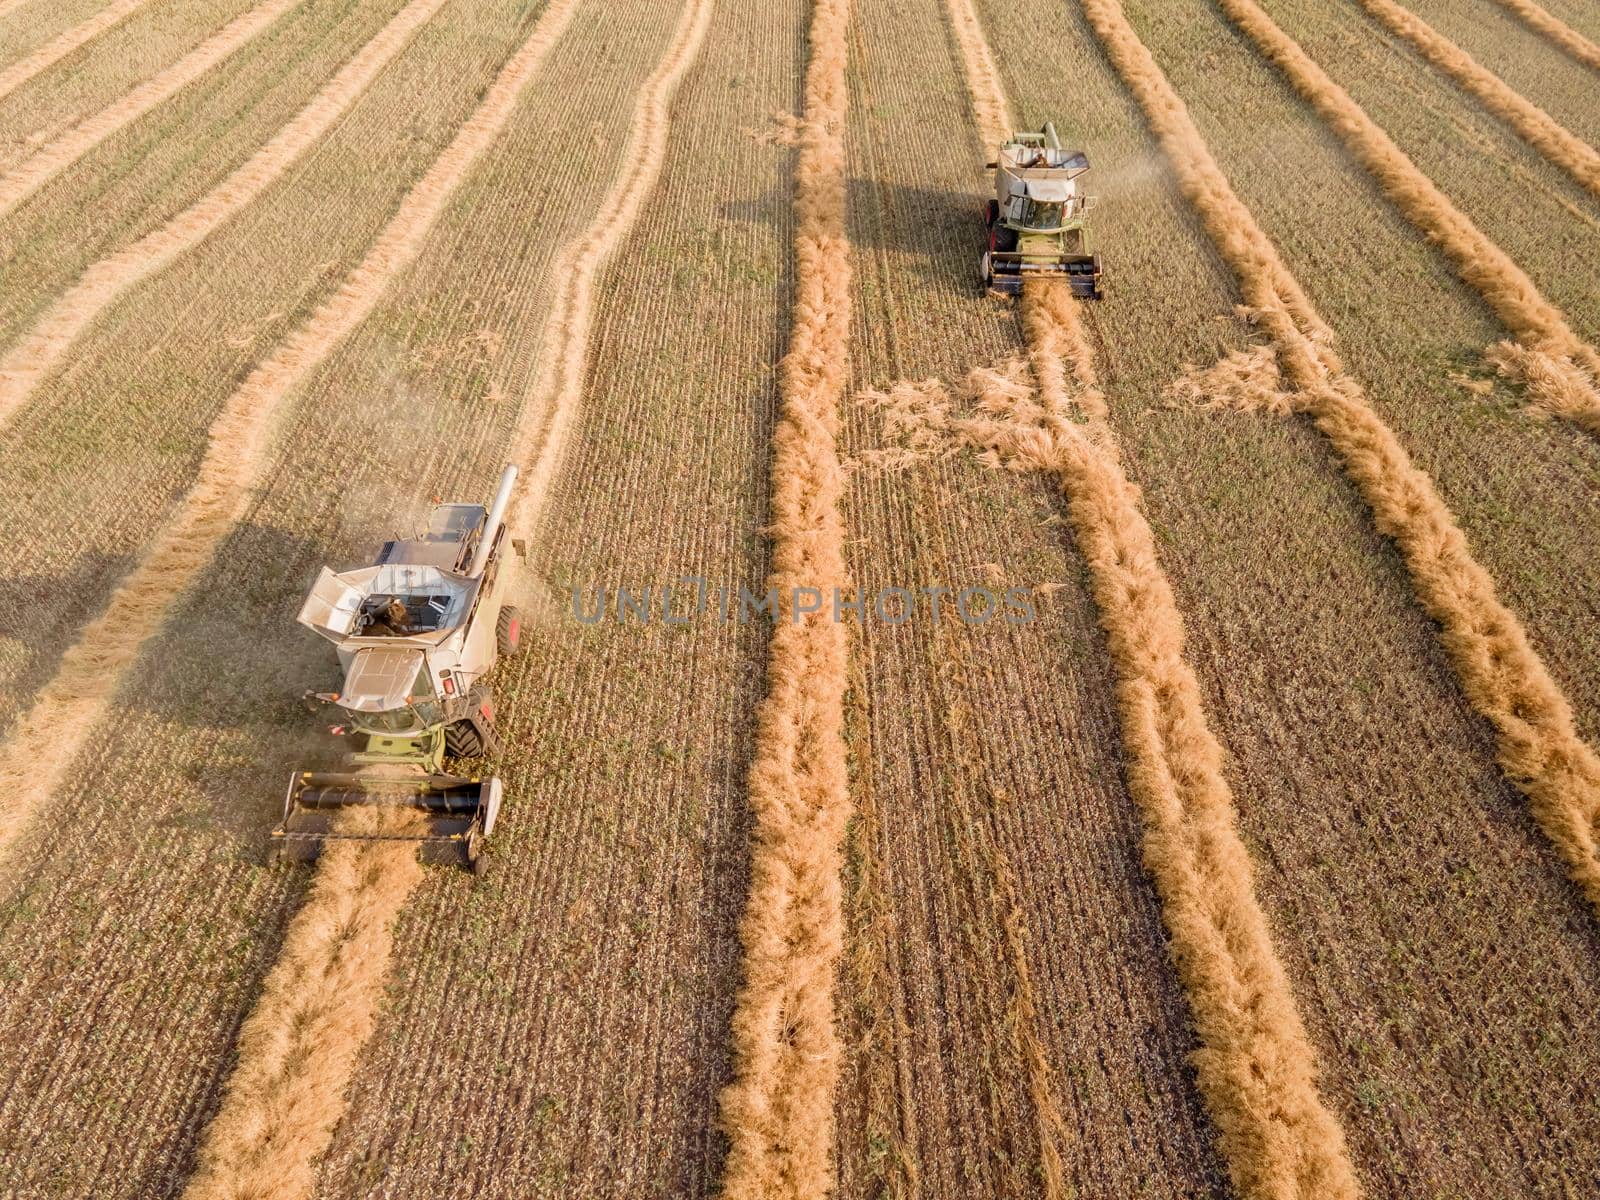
[985,198,998,227]
[445,720,484,758]
[496,605,522,657]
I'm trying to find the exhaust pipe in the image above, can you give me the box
[467,464,518,579]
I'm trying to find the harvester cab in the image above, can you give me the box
[982,122,1103,299]
[271,465,527,874]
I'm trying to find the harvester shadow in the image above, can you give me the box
[721,176,992,292]
[0,552,136,742]
[109,521,347,852]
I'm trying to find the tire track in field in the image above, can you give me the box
[0,0,151,104]
[503,0,715,537]
[1494,0,1600,73]
[0,0,305,222]
[1214,0,1600,433]
[1351,0,1600,203]
[940,3,1358,1195]
[1082,0,1600,953]
[0,0,580,865]
[718,0,852,1194]
[0,0,446,430]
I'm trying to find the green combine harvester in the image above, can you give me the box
[270,465,526,874]
[981,122,1103,299]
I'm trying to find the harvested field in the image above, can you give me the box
[2,0,1599,1195]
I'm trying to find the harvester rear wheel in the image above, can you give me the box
[496,605,522,656]
[445,720,483,757]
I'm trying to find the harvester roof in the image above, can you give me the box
[338,646,425,712]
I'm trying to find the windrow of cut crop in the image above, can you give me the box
[948,278,1360,1200]
[0,0,306,221]
[1214,0,1600,432]
[1351,0,1600,203]
[180,808,425,1200]
[717,0,854,1194]
[504,0,715,538]
[940,0,1359,1189]
[942,0,1011,150]
[0,0,448,429]
[1494,0,1600,73]
[1080,0,1600,933]
[0,0,152,104]
[0,0,582,865]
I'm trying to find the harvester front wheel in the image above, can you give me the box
[496,605,522,657]
[445,720,484,757]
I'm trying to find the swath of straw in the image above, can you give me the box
[0,0,153,106]
[959,280,1363,1200]
[0,0,450,429]
[177,3,713,1194]
[939,0,1358,1192]
[0,0,306,221]
[1352,0,1600,203]
[1493,0,1600,73]
[1214,0,1600,433]
[1081,0,1600,937]
[0,0,583,866]
[180,808,425,1200]
[718,0,854,1195]
[502,0,716,540]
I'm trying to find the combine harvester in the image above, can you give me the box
[982,122,1103,299]
[271,465,526,874]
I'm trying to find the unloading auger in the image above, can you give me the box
[270,465,526,874]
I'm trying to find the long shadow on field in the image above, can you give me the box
[723,176,990,289]
[0,552,135,739]
[108,521,351,854]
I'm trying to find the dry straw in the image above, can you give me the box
[0,0,152,105]
[1216,0,1600,431]
[0,0,306,221]
[1354,0,1600,202]
[181,808,425,1200]
[0,0,582,865]
[718,0,854,1194]
[0,0,450,428]
[1493,0,1600,72]
[939,0,1358,1191]
[954,281,1364,1200]
[1080,0,1600,935]
[942,0,1011,149]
